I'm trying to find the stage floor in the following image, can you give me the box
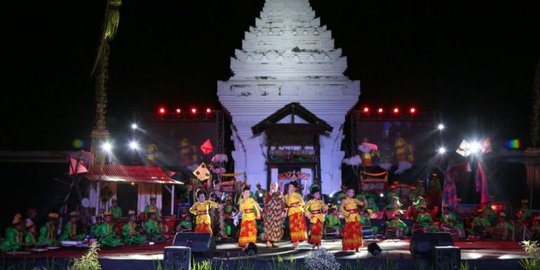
[3,238,526,261]
[200,238,526,262]
[2,239,528,270]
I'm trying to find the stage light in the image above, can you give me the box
[410,107,416,114]
[175,108,182,114]
[437,147,447,155]
[190,107,198,114]
[368,242,382,256]
[470,141,482,154]
[393,107,399,114]
[329,193,334,198]
[158,107,166,115]
[131,123,138,130]
[437,123,445,131]
[129,141,139,151]
[205,108,212,114]
[258,193,263,198]
[362,106,370,113]
[101,142,113,153]
[377,107,384,114]
[379,193,384,198]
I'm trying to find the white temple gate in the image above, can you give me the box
[218,0,360,193]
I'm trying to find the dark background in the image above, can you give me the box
[1,0,539,228]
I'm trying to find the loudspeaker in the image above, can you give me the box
[367,242,382,256]
[409,232,454,259]
[432,246,461,270]
[163,246,191,270]
[173,232,216,256]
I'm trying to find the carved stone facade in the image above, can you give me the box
[218,0,360,193]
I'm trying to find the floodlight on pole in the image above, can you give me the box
[131,123,138,130]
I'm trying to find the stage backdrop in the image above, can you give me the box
[141,121,218,174]
[354,120,437,184]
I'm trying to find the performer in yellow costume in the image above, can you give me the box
[304,187,328,249]
[190,189,219,233]
[238,186,262,248]
[340,187,364,251]
[285,182,307,248]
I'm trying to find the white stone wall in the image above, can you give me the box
[218,0,360,194]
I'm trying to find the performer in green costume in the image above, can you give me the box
[144,209,163,242]
[122,210,146,245]
[1,213,25,252]
[109,199,123,220]
[37,212,60,247]
[60,211,86,241]
[95,212,121,247]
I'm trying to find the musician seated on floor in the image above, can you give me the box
[468,208,492,240]
[385,210,408,238]
[175,206,193,233]
[37,212,60,247]
[60,211,86,241]
[491,211,514,240]
[440,205,465,239]
[324,205,343,238]
[122,210,147,245]
[95,212,121,248]
[413,206,439,233]
[1,213,25,252]
[144,209,167,242]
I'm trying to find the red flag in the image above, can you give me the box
[68,157,88,176]
[200,139,214,155]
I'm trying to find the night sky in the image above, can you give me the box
[0,1,539,224]
[2,0,539,151]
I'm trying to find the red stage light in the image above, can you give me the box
[363,106,370,113]
[175,108,181,114]
[410,107,416,114]
[190,107,198,114]
[393,107,399,114]
[205,108,212,114]
[158,107,166,115]
[377,107,384,114]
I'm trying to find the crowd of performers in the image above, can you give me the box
[3,179,540,254]
[1,198,170,252]
[181,178,540,251]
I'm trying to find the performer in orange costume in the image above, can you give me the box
[285,181,307,248]
[304,187,328,249]
[238,186,262,248]
[190,189,219,233]
[340,187,364,251]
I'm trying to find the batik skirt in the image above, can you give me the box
[308,220,323,246]
[289,212,307,243]
[238,220,257,248]
[342,221,362,250]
